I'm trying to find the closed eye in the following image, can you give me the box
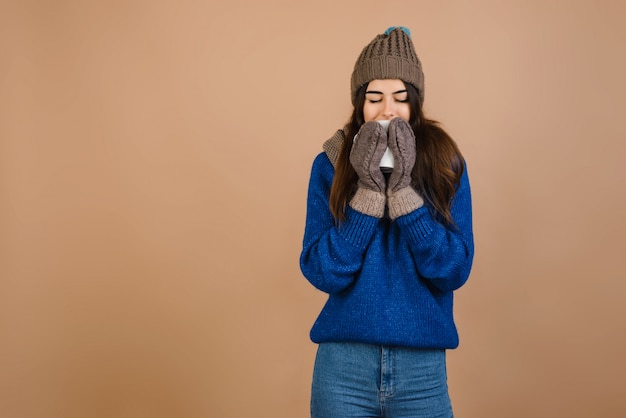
[393,90,408,103]
[365,91,383,103]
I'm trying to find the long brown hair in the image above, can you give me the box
[329,81,465,225]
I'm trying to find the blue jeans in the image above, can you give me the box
[311,342,453,418]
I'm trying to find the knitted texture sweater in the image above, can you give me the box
[299,131,474,349]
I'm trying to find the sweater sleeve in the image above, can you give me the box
[299,153,380,294]
[395,164,475,292]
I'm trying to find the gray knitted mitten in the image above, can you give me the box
[348,121,387,218]
[387,118,424,219]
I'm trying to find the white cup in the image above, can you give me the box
[377,120,394,173]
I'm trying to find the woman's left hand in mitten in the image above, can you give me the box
[387,118,424,219]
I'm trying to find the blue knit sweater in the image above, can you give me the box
[300,141,474,349]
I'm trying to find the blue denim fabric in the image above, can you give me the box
[311,342,453,418]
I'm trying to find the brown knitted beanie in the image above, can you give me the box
[351,27,424,106]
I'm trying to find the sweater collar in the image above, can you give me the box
[322,129,346,168]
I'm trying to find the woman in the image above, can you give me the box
[300,27,474,417]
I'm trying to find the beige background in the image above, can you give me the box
[1,0,625,417]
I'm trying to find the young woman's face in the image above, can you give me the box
[363,79,411,123]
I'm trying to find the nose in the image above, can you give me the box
[382,98,395,118]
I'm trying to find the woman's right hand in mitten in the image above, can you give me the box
[348,121,388,218]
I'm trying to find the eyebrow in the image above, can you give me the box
[365,89,408,95]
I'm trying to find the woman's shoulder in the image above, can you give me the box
[459,159,471,187]
[311,151,334,176]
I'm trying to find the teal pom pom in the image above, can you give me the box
[384,26,411,38]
